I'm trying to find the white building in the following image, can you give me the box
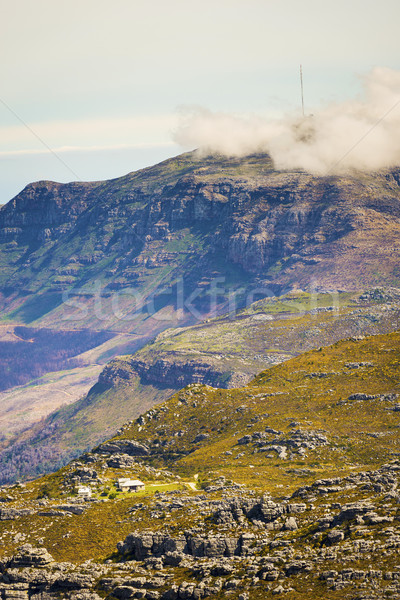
[117,478,145,492]
[77,486,92,498]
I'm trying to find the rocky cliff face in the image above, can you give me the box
[1,152,400,329]
[0,180,100,241]
[98,356,246,390]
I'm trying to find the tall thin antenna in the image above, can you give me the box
[300,64,305,117]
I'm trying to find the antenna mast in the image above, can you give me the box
[300,64,305,117]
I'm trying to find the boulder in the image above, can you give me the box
[95,439,150,457]
[282,516,298,531]
[9,545,54,568]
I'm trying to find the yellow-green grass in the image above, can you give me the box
[115,330,400,494]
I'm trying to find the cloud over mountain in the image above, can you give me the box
[174,67,400,173]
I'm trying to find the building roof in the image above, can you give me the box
[118,478,144,486]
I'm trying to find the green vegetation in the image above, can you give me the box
[115,330,400,494]
[121,289,400,388]
[0,328,399,599]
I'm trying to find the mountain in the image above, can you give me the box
[1,149,400,597]
[1,152,400,331]
[0,330,399,600]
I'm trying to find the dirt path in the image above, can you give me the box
[185,474,199,491]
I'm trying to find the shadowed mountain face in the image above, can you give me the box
[0,152,400,330]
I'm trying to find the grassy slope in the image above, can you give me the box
[115,329,400,494]
[1,331,396,537]
[0,330,399,600]
[3,289,400,485]
[42,376,177,454]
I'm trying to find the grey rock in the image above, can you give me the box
[57,505,86,515]
[69,594,103,600]
[0,509,34,521]
[163,552,184,567]
[332,503,375,526]
[69,468,100,483]
[326,530,345,544]
[95,439,150,457]
[193,434,210,444]
[107,455,138,469]
[285,561,312,576]
[9,545,54,568]
[113,586,138,599]
[0,584,30,599]
[237,435,252,445]
[282,517,298,531]
[52,572,95,590]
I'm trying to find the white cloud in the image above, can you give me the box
[0,114,179,153]
[0,141,175,159]
[174,67,400,173]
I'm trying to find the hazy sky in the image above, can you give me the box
[1,0,399,201]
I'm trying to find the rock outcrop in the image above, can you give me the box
[95,439,150,457]
[99,358,239,390]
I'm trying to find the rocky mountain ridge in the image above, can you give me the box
[1,153,400,330]
[100,288,400,391]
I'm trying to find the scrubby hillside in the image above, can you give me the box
[109,329,400,489]
[0,331,399,599]
[112,288,400,389]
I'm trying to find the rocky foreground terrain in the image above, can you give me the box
[0,329,399,599]
[2,462,400,600]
